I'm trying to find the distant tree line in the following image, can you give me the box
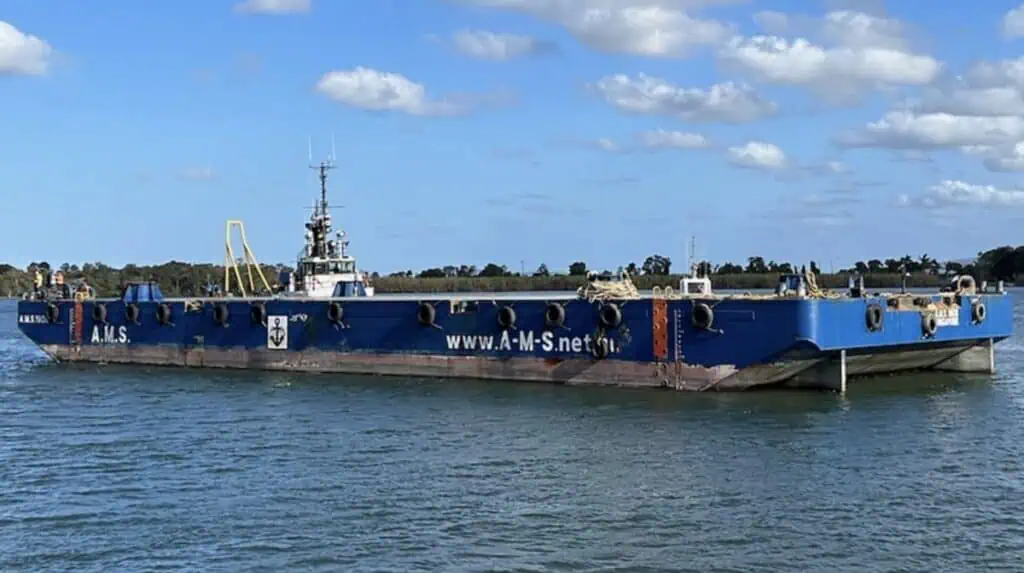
[1,247,1021,298]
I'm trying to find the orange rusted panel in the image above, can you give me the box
[72,302,83,346]
[652,298,668,361]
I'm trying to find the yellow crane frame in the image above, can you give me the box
[223,219,272,297]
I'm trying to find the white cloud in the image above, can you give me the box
[720,10,940,100]
[456,0,736,57]
[0,21,53,76]
[982,142,1024,172]
[638,129,709,149]
[591,73,776,123]
[719,38,938,97]
[964,56,1024,87]
[915,86,1024,117]
[1003,4,1024,38]
[909,57,1024,118]
[899,180,1024,209]
[315,67,463,116]
[838,111,1024,149]
[819,10,909,50]
[844,54,1024,158]
[234,0,310,14]
[451,29,555,60]
[588,130,709,153]
[727,141,787,170]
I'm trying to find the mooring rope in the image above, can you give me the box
[577,271,641,302]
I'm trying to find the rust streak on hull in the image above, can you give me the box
[43,344,730,391]
[652,298,668,361]
[38,338,998,392]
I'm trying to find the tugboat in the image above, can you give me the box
[278,155,374,298]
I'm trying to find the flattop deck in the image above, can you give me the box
[73,289,997,305]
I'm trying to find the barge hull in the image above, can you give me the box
[37,336,998,392]
[18,283,1014,393]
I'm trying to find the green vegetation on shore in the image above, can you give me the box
[2,246,1022,298]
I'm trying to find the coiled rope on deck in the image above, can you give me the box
[578,271,640,302]
[803,270,841,299]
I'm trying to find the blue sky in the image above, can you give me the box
[3,0,1024,275]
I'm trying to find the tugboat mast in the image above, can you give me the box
[306,137,339,260]
[317,161,331,216]
[309,136,336,219]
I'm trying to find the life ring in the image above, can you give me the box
[497,305,516,330]
[922,313,938,337]
[125,303,141,324]
[865,303,883,332]
[250,301,267,325]
[156,303,172,325]
[971,300,986,323]
[591,336,609,359]
[327,302,344,323]
[417,302,435,326]
[213,303,229,326]
[692,302,714,330]
[544,302,565,328]
[92,303,107,324]
[598,303,622,328]
[45,303,59,324]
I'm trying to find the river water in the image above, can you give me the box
[1,296,1023,572]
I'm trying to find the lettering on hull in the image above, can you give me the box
[18,314,48,324]
[91,325,129,344]
[445,330,618,355]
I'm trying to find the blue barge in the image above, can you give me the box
[14,161,1015,392]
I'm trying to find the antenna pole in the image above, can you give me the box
[688,235,700,277]
[319,162,330,214]
[308,138,336,217]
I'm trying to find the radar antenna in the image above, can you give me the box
[308,135,337,217]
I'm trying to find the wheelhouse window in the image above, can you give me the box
[328,261,354,273]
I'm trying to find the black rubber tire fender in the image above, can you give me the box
[125,303,141,324]
[971,301,986,324]
[92,303,107,324]
[45,303,59,324]
[922,313,938,336]
[544,302,565,328]
[417,302,435,326]
[692,302,714,330]
[497,306,516,330]
[327,302,343,324]
[156,303,172,325]
[599,303,622,328]
[250,302,267,325]
[865,303,883,332]
[213,303,229,326]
